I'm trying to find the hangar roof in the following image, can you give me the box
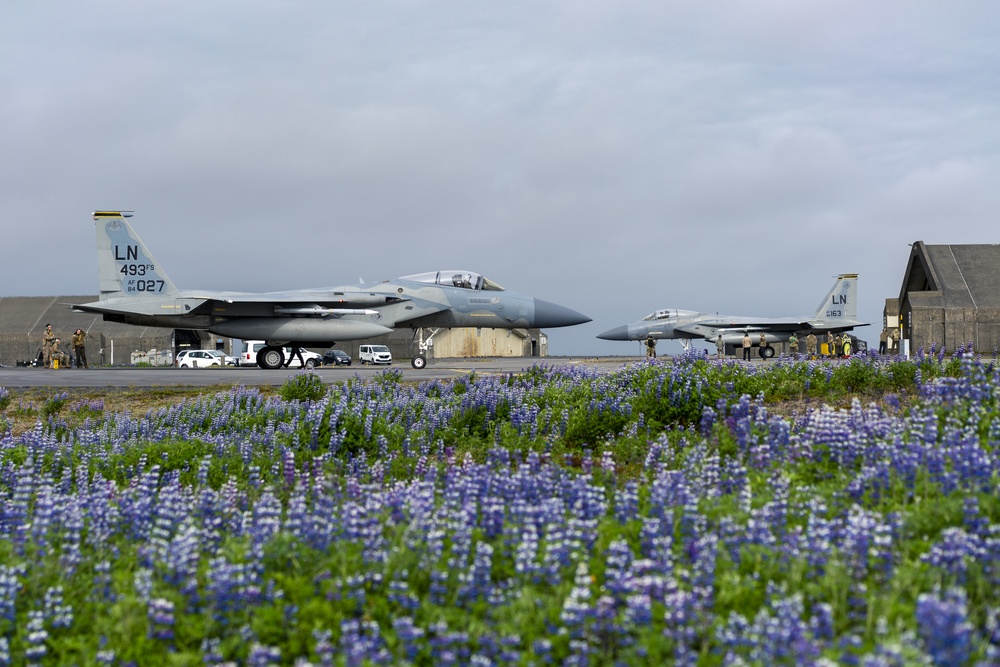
[899,241,1000,311]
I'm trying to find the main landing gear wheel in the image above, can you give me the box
[762,345,775,359]
[257,346,285,370]
[411,355,427,369]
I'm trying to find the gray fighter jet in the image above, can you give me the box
[73,211,590,369]
[597,273,867,357]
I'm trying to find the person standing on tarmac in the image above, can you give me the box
[72,328,89,368]
[742,332,752,361]
[842,334,852,358]
[806,332,817,359]
[759,333,767,360]
[42,324,56,368]
[826,332,835,358]
[645,335,656,358]
[716,335,725,359]
[879,328,888,354]
[788,333,799,356]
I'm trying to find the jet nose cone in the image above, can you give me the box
[597,325,630,341]
[532,298,591,328]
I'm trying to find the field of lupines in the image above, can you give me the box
[0,348,999,665]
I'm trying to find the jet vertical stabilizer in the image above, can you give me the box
[93,211,179,299]
[810,273,858,325]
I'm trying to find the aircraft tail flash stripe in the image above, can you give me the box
[95,211,179,298]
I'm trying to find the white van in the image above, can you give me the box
[239,341,322,368]
[358,344,392,365]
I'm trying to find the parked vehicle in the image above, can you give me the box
[238,341,322,368]
[175,349,224,368]
[322,349,352,366]
[205,350,237,366]
[358,344,392,365]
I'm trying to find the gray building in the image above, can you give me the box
[897,241,1000,354]
[0,295,214,367]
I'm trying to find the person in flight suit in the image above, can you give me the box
[72,328,89,368]
[806,332,818,359]
[759,333,767,360]
[645,335,656,358]
[50,338,70,369]
[42,323,56,368]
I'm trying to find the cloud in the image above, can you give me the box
[2,2,1000,355]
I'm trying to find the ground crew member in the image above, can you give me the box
[842,334,852,358]
[72,328,89,368]
[716,335,725,359]
[788,333,798,356]
[42,324,56,368]
[759,333,767,360]
[879,328,889,354]
[50,338,69,369]
[891,328,900,354]
[833,333,843,358]
[645,335,656,358]
[806,332,817,359]
[826,332,835,358]
[742,333,752,361]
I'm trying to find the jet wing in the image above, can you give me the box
[183,288,410,309]
[682,317,810,333]
[687,316,869,334]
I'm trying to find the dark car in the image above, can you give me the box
[322,349,352,366]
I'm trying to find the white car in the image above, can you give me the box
[205,350,237,366]
[238,341,322,368]
[176,349,227,368]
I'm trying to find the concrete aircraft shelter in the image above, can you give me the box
[897,241,1000,354]
[0,295,180,367]
[0,295,549,367]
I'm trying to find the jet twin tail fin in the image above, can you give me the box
[93,211,179,299]
[811,273,859,325]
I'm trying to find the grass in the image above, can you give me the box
[1,385,282,437]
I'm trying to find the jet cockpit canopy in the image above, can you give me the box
[641,309,699,321]
[400,270,505,291]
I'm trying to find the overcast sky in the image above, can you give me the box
[3,2,999,355]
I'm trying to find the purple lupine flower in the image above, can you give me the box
[560,561,595,641]
[246,642,282,666]
[339,618,392,666]
[147,597,175,641]
[916,587,973,666]
[24,610,48,663]
[42,586,72,629]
